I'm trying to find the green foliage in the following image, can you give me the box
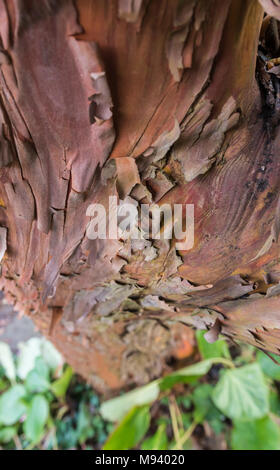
[257,350,280,381]
[0,384,27,425]
[101,335,280,450]
[16,338,63,380]
[196,330,230,360]
[0,426,17,443]
[231,416,280,450]
[76,402,95,444]
[51,365,73,398]
[212,363,269,421]
[191,384,214,423]
[0,340,108,449]
[141,423,168,450]
[25,357,50,394]
[270,389,280,416]
[0,342,16,382]
[100,382,159,422]
[100,358,219,422]
[2,333,280,450]
[103,406,150,450]
[159,358,218,390]
[23,395,49,443]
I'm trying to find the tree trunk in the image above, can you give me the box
[1,0,280,392]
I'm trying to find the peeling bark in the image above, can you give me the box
[1,0,280,392]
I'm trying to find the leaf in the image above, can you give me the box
[160,358,216,390]
[196,330,230,360]
[177,395,192,409]
[56,416,79,449]
[257,350,280,381]
[141,423,167,450]
[76,402,94,444]
[41,340,64,375]
[25,357,50,393]
[181,412,192,429]
[100,382,159,422]
[0,342,16,382]
[270,390,280,416]
[101,359,217,422]
[173,358,216,377]
[0,376,7,392]
[23,395,49,443]
[231,416,280,450]
[17,338,42,380]
[191,384,214,423]
[0,384,27,425]
[103,405,150,450]
[205,406,226,435]
[212,363,269,421]
[51,365,73,398]
[0,426,17,443]
[17,338,64,380]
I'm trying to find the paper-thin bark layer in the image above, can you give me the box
[1,0,280,391]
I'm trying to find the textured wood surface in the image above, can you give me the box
[0,0,280,391]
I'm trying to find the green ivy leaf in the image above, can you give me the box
[160,359,216,390]
[196,330,230,360]
[76,402,94,444]
[41,340,63,374]
[23,394,49,443]
[100,382,159,423]
[0,426,17,443]
[17,338,63,380]
[51,365,73,398]
[270,390,280,416]
[103,405,150,450]
[231,416,280,450]
[101,359,218,423]
[0,376,7,392]
[55,416,78,449]
[212,363,269,421]
[0,342,16,382]
[257,351,280,381]
[204,405,226,435]
[0,384,27,425]
[25,357,50,393]
[17,338,42,380]
[191,384,214,423]
[141,423,167,450]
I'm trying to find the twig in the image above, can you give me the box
[174,398,184,432]
[13,435,22,450]
[211,357,235,368]
[172,420,197,450]
[169,396,182,450]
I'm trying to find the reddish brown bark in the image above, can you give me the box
[1,0,280,392]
